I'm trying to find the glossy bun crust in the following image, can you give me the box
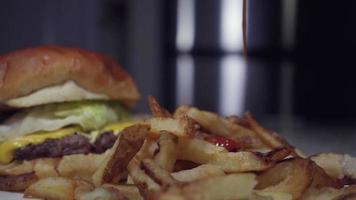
[0,45,140,108]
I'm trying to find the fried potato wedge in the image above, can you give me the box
[301,185,356,200]
[177,138,271,172]
[0,172,37,192]
[128,158,161,194]
[182,173,256,200]
[58,153,106,182]
[76,186,128,200]
[93,124,149,186]
[24,177,76,200]
[256,158,312,200]
[149,117,196,138]
[171,164,224,182]
[103,184,143,200]
[33,158,59,179]
[254,191,293,200]
[310,161,342,189]
[209,151,272,172]
[177,137,227,164]
[154,132,178,172]
[150,173,256,200]
[311,153,356,182]
[141,158,179,188]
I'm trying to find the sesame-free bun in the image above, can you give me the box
[0,45,140,108]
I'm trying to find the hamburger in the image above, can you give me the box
[0,45,140,165]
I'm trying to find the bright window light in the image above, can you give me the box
[176,0,195,52]
[220,0,243,52]
[219,55,246,115]
[176,54,195,105]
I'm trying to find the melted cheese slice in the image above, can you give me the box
[0,121,136,164]
[5,81,109,108]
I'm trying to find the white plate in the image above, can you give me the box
[0,191,35,199]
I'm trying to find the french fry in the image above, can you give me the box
[76,186,128,200]
[177,137,227,164]
[185,107,237,136]
[242,112,286,149]
[103,184,143,200]
[254,191,293,200]
[171,164,224,182]
[24,177,76,200]
[149,117,196,138]
[209,151,272,172]
[301,185,356,200]
[180,173,256,200]
[58,153,106,182]
[93,124,149,186]
[310,161,341,189]
[33,158,59,178]
[311,153,356,183]
[148,173,256,200]
[141,158,179,188]
[127,158,161,195]
[182,107,279,150]
[148,96,172,118]
[154,132,178,172]
[256,158,312,200]
[177,137,271,172]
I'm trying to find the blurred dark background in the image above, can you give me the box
[0,0,355,154]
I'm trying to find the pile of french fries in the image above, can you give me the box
[1,96,355,200]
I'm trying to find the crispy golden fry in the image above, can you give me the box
[184,107,238,136]
[33,158,59,179]
[148,96,172,118]
[177,137,271,172]
[141,158,179,188]
[127,158,161,194]
[177,137,227,164]
[184,108,266,149]
[243,112,288,149]
[58,153,106,182]
[311,153,356,182]
[256,158,312,200]
[173,105,191,119]
[103,184,143,200]
[154,132,178,172]
[74,180,94,199]
[262,147,293,162]
[24,177,76,200]
[181,173,256,200]
[76,186,129,200]
[93,124,149,186]
[301,185,356,200]
[171,164,224,182]
[150,173,256,200]
[0,172,37,192]
[254,191,293,200]
[211,151,273,172]
[149,117,196,138]
[310,161,342,189]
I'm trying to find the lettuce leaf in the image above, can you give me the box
[0,101,129,140]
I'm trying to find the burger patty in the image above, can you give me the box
[14,132,118,161]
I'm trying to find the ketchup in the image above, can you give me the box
[205,135,239,152]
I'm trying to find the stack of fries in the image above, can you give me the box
[1,96,355,200]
